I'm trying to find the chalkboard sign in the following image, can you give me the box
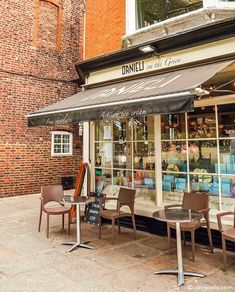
[85,194,105,225]
[85,200,100,225]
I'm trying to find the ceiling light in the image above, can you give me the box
[139,45,155,53]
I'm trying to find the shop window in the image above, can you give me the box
[51,131,72,156]
[218,104,235,138]
[188,106,216,139]
[94,169,112,195]
[189,140,217,173]
[133,116,154,140]
[161,104,235,211]
[94,117,156,202]
[162,141,187,172]
[113,118,132,141]
[161,113,186,140]
[95,142,112,168]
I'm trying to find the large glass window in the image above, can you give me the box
[162,104,235,211]
[136,0,203,29]
[94,117,156,202]
[94,103,235,211]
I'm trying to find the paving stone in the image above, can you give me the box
[0,195,234,291]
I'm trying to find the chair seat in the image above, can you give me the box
[100,209,130,220]
[44,205,70,215]
[223,228,235,241]
[168,221,200,230]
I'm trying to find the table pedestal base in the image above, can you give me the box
[154,270,205,287]
[62,241,94,252]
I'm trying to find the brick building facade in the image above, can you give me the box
[85,0,125,59]
[0,0,84,197]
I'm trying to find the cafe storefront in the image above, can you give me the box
[28,22,235,223]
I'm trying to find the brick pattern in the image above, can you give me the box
[0,0,85,197]
[85,0,126,59]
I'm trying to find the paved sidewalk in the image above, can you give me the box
[0,194,234,292]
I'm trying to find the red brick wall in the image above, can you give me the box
[0,0,84,197]
[85,0,126,59]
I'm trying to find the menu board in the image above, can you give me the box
[85,194,105,225]
[85,200,100,225]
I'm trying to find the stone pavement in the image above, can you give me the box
[0,194,234,292]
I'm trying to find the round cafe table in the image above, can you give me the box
[153,208,205,287]
[62,196,94,252]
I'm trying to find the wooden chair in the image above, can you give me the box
[98,187,136,244]
[38,185,70,238]
[217,210,235,270]
[70,162,88,222]
[165,192,213,261]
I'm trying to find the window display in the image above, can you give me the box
[134,141,155,170]
[113,118,131,141]
[95,120,112,141]
[219,140,235,175]
[94,103,235,211]
[113,142,132,169]
[161,113,186,140]
[218,104,235,137]
[162,141,187,172]
[189,140,217,173]
[134,170,155,201]
[161,104,235,210]
[94,117,156,203]
[113,170,132,188]
[188,107,216,139]
[133,116,154,140]
[95,142,112,168]
[95,168,112,196]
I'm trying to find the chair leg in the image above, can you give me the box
[47,214,50,238]
[205,215,214,253]
[222,236,227,271]
[118,218,121,234]
[167,224,171,249]
[62,214,65,229]
[68,212,70,235]
[191,230,195,262]
[182,231,187,246]
[132,214,137,240]
[98,215,102,239]
[38,207,42,232]
[112,218,115,244]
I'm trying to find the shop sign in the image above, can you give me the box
[87,37,235,85]
[99,109,147,119]
[209,196,235,211]
[121,57,181,76]
[45,113,73,125]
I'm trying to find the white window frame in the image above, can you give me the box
[126,0,235,34]
[51,131,73,156]
[204,0,235,8]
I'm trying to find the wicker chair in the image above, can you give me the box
[217,210,235,270]
[165,192,213,261]
[98,187,136,244]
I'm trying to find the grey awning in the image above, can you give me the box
[28,60,232,126]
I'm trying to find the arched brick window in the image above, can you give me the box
[34,0,63,51]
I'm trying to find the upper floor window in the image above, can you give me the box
[136,0,203,29]
[126,0,235,33]
[51,131,73,156]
